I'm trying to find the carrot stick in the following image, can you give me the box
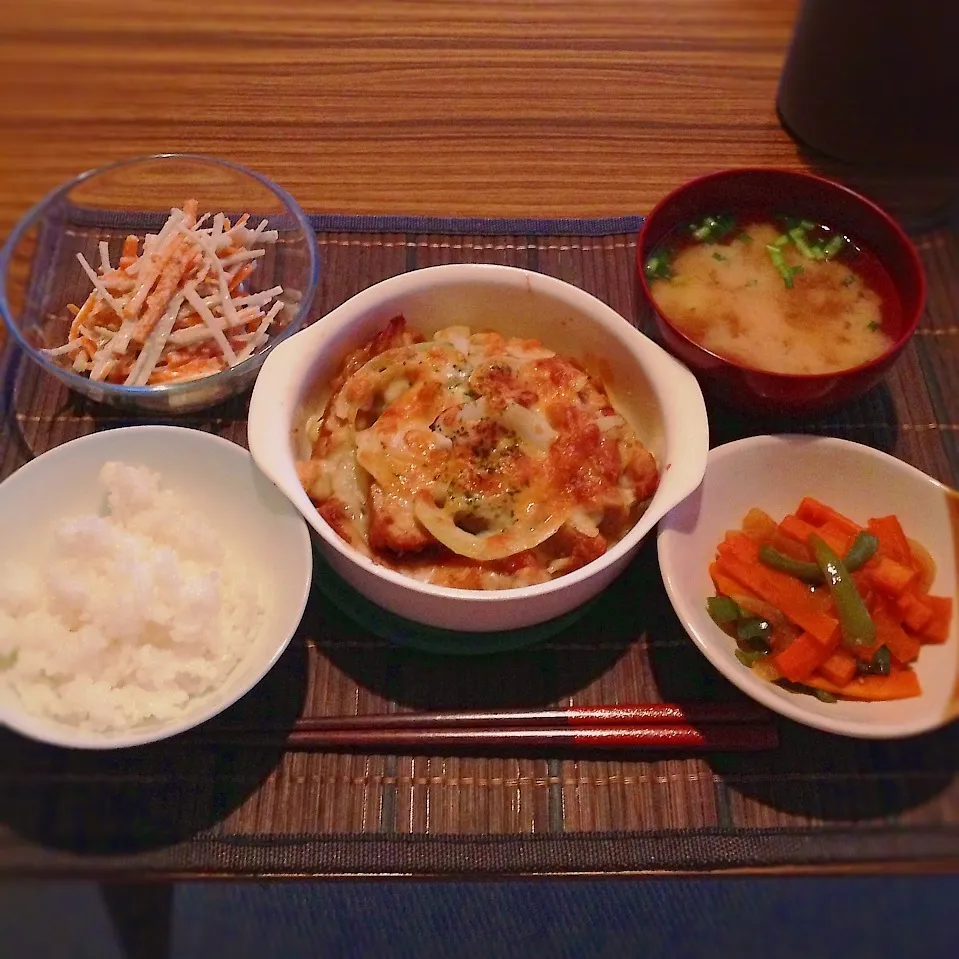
[228,263,255,292]
[873,603,921,664]
[897,592,933,633]
[773,632,834,683]
[867,556,918,597]
[796,498,862,537]
[867,516,912,566]
[816,521,855,557]
[119,234,139,268]
[715,552,840,645]
[768,529,813,563]
[717,531,761,564]
[709,563,757,601]
[817,649,858,686]
[806,671,921,701]
[921,596,953,644]
[778,514,848,556]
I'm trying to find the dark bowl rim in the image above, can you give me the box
[636,166,928,384]
[0,152,320,399]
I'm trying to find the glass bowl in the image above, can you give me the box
[0,154,318,414]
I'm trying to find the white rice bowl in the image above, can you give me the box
[0,426,312,749]
[0,462,264,732]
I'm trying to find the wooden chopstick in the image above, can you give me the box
[242,724,777,752]
[200,702,777,752]
[287,701,771,731]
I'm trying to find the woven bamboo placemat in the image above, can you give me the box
[1,211,958,878]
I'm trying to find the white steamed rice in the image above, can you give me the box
[0,461,265,733]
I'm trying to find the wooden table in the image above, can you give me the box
[0,0,840,235]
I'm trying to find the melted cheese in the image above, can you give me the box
[297,317,660,590]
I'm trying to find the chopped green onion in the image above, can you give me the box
[766,244,802,289]
[822,234,846,259]
[814,689,838,704]
[738,232,753,244]
[712,252,727,262]
[645,253,673,281]
[788,227,824,260]
[707,595,741,625]
[689,213,736,242]
[867,321,880,332]
[773,234,790,248]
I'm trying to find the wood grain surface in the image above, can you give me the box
[1,0,804,235]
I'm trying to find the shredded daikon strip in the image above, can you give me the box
[219,248,266,268]
[125,292,185,386]
[43,340,85,357]
[224,213,250,239]
[75,253,125,316]
[230,285,283,309]
[99,241,112,274]
[181,284,237,366]
[233,300,283,363]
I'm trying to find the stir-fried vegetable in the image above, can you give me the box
[707,499,952,703]
[759,530,878,584]
[810,533,876,647]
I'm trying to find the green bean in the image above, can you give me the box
[809,534,876,647]
[758,545,823,584]
[735,648,767,668]
[759,531,880,585]
[736,618,772,650]
[844,531,879,571]
[706,595,740,625]
[858,645,891,676]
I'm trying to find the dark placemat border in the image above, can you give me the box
[55,208,648,237]
[306,213,647,236]
[5,827,959,879]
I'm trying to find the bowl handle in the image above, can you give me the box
[649,361,710,523]
[247,338,307,501]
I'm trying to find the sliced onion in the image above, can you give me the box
[499,402,557,452]
[413,494,569,561]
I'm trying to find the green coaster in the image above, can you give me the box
[311,551,596,656]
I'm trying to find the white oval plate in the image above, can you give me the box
[658,434,959,739]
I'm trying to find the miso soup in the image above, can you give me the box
[645,212,901,376]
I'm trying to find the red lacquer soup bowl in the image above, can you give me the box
[637,168,926,416]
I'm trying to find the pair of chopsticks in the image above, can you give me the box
[207,702,777,753]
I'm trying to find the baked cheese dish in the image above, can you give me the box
[296,316,659,590]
